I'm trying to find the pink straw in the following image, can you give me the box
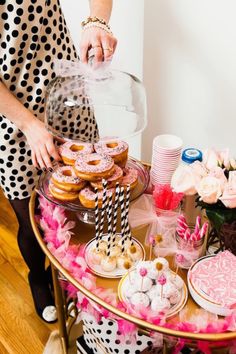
[194,216,201,238]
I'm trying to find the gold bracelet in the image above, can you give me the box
[81,16,110,30]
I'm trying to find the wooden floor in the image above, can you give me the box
[0,189,58,354]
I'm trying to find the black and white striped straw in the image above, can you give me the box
[124,184,133,245]
[111,182,120,247]
[94,187,100,250]
[106,192,114,257]
[119,186,127,254]
[99,179,108,241]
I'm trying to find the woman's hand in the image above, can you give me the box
[80,27,117,65]
[22,118,61,170]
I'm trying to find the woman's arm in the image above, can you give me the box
[0,81,61,170]
[80,0,117,64]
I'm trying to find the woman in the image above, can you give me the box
[0,0,117,323]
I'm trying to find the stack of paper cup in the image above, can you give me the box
[150,134,183,185]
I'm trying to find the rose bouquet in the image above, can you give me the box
[171,148,236,254]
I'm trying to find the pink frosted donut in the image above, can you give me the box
[59,141,93,165]
[51,165,86,192]
[74,153,115,181]
[79,187,115,208]
[94,140,129,167]
[90,164,123,189]
[121,167,138,190]
[49,181,80,201]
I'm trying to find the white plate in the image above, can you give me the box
[84,234,145,278]
[118,269,188,318]
[187,255,234,316]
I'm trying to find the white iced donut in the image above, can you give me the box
[101,256,116,272]
[125,285,137,298]
[130,292,150,308]
[162,282,176,298]
[153,258,169,271]
[127,245,142,262]
[135,276,153,292]
[171,275,184,290]
[169,289,181,305]
[147,285,162,300]
[151,297,171,312]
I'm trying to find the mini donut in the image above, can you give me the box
[58,141,93,165]
[130,292,150,308]
[170,275,184,290]
[108,245,121,258]
[51,165,86,192]
[169,289,181,305]
[74,153,115,181]
[79,187,115,209]
[151,297,171,312]
[98,240,108,252]
[126,245,143,262]
[153,258,169,272]
[89,248,105,265]
[49,181,79,201]
[121,167,138,190]
[135,275,153,292]
[90,165,123,189]
[101,256,116,272]
[116,254,132,269]
[94,140,129,167]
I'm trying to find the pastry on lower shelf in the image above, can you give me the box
[121,258,185,315]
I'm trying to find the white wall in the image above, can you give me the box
[60,0,145,159]
[143,0,236,162]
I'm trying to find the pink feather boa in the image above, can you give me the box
[38,195,236,352]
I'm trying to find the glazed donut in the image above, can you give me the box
[94,140,129,167]
[90,164,123,189]
[58,141,93,165]
[74,153,115,181]
[79,187,115,209]
[49,181,79,201]
[121,167,138,190]
[51,165,86,192]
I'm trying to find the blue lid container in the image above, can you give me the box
[181,148,203,164]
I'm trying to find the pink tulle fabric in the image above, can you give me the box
[38,195,236,352]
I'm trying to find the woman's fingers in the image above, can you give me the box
[91,40,103,64]
[35,149,46,170]
[31,150,39,169]
[80,28,117,64]
[80,41,90,63]
[101,37,116,61]
[40,145,53,169]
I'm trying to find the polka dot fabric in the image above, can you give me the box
[0,0,78,199]
[80,314,159,354]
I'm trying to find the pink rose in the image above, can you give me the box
[220,171,236,208]
[218,148,230,169]
[203,149,219,169]
[208,166,227,188]
[190,160,208,178]
[196,176,222,204]
[171,164,198,195]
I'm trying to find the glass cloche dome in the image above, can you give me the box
[45,60,147,143]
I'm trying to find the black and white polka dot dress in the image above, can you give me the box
[0,0,78,200]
